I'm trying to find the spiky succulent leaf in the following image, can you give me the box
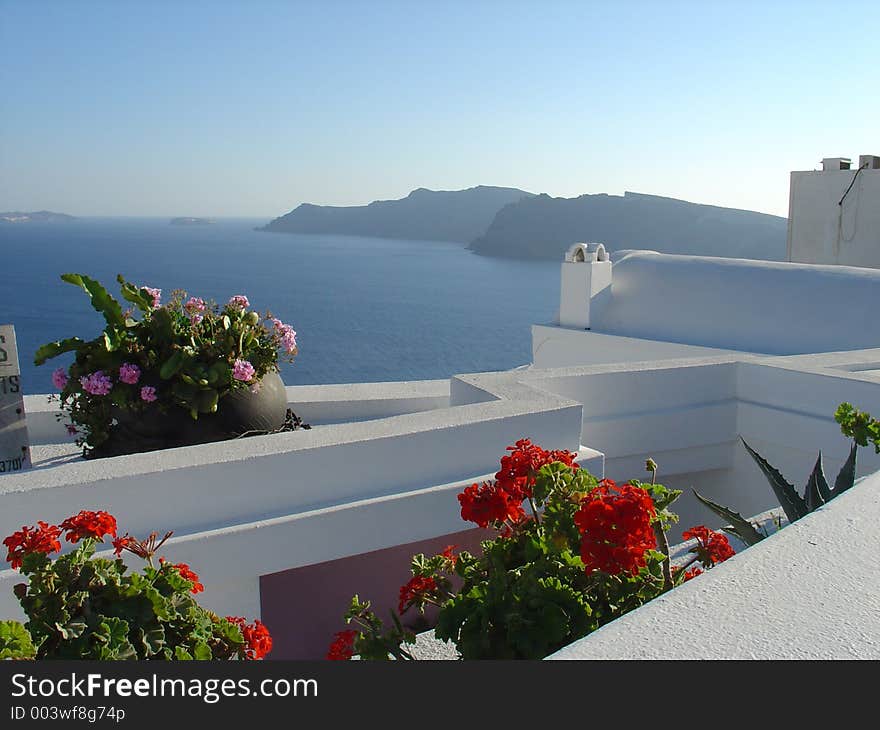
[693,489,765,546]
[741,437,808,523]
[833,442,858,498]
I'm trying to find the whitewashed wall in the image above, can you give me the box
[788,167,880,269]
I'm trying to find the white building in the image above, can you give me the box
[787,155,880,268]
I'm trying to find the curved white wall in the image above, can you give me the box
[592,252,880,354]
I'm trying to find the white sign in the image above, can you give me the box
[0,324,31,473]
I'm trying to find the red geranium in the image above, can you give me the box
[227,616,273,660]
[458,481,525,528]
[160,559,204,594]
[682,525,735,567]
[495,438,579,500]
[398,575,437,614]
[440,544,458,566]
[59,510,117,543]
[574,481,657,575]
[327,629,358,661]
[3,521,63,569]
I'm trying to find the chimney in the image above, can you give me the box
[858,155,880,170]
[558,243,612,330]
[822,157,851,171]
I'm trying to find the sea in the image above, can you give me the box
[1,218,561,395]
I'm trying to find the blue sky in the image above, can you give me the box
[1,0,878,218]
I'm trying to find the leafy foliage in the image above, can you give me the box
[0,620,36,660]
[3,511,270,661]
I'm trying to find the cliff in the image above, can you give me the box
[468,191,787,260]
[258,185,534,243]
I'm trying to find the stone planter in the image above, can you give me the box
[89,371,289,458]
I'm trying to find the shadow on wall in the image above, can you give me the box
[259,527,491,659]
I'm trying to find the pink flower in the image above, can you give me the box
[232,359,255,382]
[118,363,141,385]
[52,367,69,390]
[66,425,78,436]
[79,371,113,396]
[228,295,250,309]
[140,386,158,403]
[184,297,206,325]
[281,329,297,354]
[272,319,297,354]
[143,287,161,307]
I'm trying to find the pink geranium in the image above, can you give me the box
[118,363,141,385]
[232,359,255,382]
[228,295,250,309]
[140,386,157,403]
[80,371,113,396]
[184,297,206,325]
[52,367,69,390]
[143,287,161,308]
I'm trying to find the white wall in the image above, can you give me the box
[788,168,880,268]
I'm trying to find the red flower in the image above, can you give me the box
[673,565,704,582]
[574,481,657,576]
[398,575,437,614]
[327,629,358,661]
[494,439,579,501]
[440,544,458,566]
[227,616,273,660]
[112,535,134,557]
[59,510,117,543]
[682,526,735,567]
[458,481,525,528]
[3,521,62,569]
[160,558,204,594]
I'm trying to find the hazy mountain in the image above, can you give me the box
[468,191,788,261]
[258,185,534,243]
[170,217,213,225]
[0,210,77,223]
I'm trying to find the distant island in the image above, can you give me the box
[468,191,788,261]
[0,210,77,224]
[259,187,787,261]
[257,185,534,243]
[170,217,213,225]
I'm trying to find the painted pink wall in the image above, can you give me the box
[259,527,490,659]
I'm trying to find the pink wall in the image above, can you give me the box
[259,527,490,659]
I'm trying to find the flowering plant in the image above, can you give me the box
[330,440,736,660]
[0,510,271,660]
[34,274,298,455]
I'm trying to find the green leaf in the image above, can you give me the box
[33,337,85,365]
[833,442,858,498]
[117,275,154,313]
[803,452,830,511]
[0,620,36,660]
[693,489,765,546]
[159,350,185,379]
[741,437,808,523]
[193,642,212,660]
[174,646,193,660]
[61,273,126,329]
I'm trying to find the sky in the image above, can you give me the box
[1,0,878,218]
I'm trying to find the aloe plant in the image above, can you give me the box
[695,409,864,546]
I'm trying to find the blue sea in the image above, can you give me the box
[1,218,560,395]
